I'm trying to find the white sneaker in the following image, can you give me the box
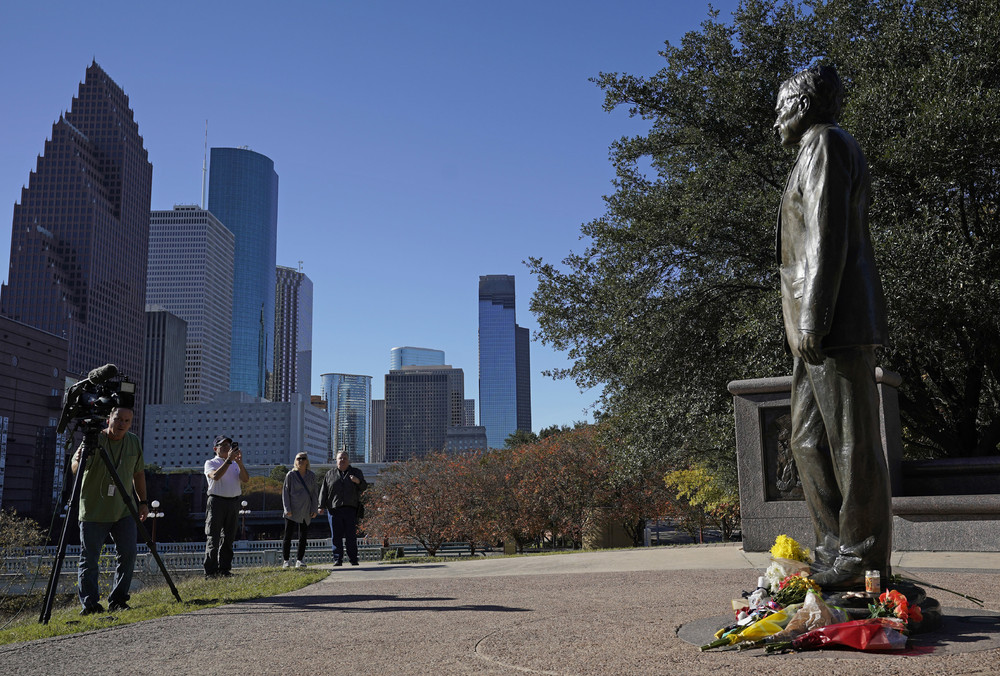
[295,560,306,568]
[282,560,290,568]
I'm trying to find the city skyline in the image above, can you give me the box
[0,1,744,432]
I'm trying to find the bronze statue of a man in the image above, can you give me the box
[774,65,892,589]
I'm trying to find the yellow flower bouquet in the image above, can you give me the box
[765,534,812,591]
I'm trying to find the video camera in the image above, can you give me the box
[56,363,136,434]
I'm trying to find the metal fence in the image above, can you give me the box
[2,539,476,576]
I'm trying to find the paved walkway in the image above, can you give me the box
[2,545,998,675]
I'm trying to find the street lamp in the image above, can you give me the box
[147,499,166,545]
[239,500,251,541]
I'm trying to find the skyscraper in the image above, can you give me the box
[478,275,531,448]
[320,373,372,463]
[147,206,234,403]
[208,147,278,398]
[1,62,152,414]
[385,365,473,462]
[389,346,445,371]
[0,316,68,526]
[143,308,187,406]
[370,399,386,463]
[271,265,312,402]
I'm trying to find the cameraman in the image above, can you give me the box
[203,435,249,577]
[71,407,147,615]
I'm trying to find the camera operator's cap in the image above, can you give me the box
[214,435,232,446]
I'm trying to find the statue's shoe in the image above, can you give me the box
[812,568,865,591]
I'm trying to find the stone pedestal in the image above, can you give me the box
[729,370,1000,552]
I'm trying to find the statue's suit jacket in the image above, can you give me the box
[777,122,888,355]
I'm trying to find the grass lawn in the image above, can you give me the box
[0,566,327,646]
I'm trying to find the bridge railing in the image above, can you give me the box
[1,540,477,575]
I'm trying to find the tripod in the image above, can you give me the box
[39,419,182,624]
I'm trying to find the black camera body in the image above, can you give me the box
[57,364,136,433]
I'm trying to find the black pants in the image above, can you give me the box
[282,518,309,562]
[204,495,240,575]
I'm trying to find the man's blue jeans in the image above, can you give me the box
[327,507,358,564]
[78,516,137,609]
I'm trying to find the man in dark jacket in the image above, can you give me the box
[774,65,892,590]
[318,451,367,566]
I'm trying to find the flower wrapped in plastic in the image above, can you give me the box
[784,618,908,652]
[869,589,923,629]
[700,603,802,651]
[770,534,811,563]
[742,590,846,649]
[771,572,821,607]
[765,535,812,590]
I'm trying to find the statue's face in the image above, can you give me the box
[774,84,810,148]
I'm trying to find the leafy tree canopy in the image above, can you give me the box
[505,429,540,448]
[269,464,289,483]
[529,0,1000,482]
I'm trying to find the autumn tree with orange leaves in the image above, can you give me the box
[363,454,462,556]
[365,424,680,553]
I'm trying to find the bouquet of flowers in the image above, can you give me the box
[771,572,822,607]
[743,590,846,650]
[765,535,811,590]
[869,589,923,629]
[770,534,811,563]
[700,604,803,651]
[782,618,908,652]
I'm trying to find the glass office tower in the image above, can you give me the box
[389,346,445,371]
[478,275,531,448]
[320,373,372,463]
[1,62,152,421]
[208,147,278,398]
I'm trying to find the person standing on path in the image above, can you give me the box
[72,407,148,615]
[203,435,249,577]
[282,452,318,568]
[318,451,367,566]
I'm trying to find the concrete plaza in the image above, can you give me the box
[1,544,998,675]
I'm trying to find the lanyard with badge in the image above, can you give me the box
[104,436,125,497]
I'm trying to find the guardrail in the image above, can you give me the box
[2,541,479,576]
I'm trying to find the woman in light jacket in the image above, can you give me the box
[281,452,318,568]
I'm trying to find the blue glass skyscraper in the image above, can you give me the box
[478,275,531,448]
[321,373,372,463]
[208,147,278,398]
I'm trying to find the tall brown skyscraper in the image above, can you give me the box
[1,62,152,418]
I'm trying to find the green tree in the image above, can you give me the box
[539,424,573,439]
[528,0,1000,487]
[504,429,539,448]
[665,466,741,541]
[814,0,1000,456]
[269,464,290,483]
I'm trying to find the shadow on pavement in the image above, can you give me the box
[219,592,531,615]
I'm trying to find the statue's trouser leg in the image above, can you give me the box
[790,347,892,577]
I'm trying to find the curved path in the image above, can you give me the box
[2,545,998,675]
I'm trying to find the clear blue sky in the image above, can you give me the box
[0,0,741,432]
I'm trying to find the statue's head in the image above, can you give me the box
[774,65,843,147]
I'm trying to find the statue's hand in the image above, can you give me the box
[799,332,825,365]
